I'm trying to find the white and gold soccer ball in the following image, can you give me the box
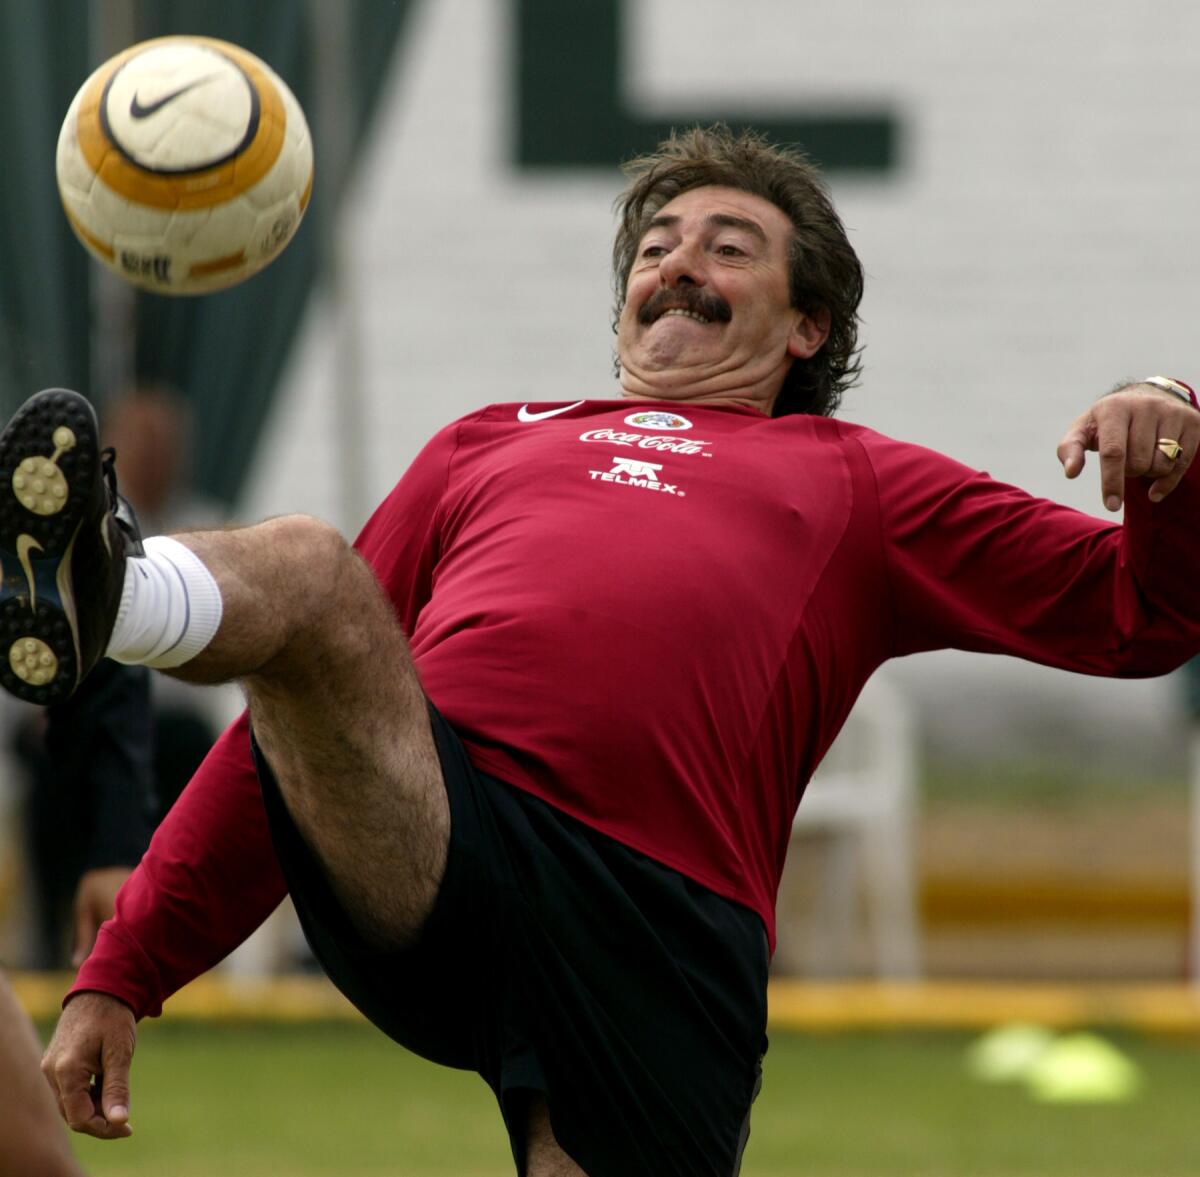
[56,35,314,295]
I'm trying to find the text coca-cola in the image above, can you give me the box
[579,429,710,455]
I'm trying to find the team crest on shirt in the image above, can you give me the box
[623,411,692,431]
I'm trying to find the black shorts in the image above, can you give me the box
[253,704,769,1177]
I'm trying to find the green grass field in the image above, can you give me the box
[48,1020,1200,1176]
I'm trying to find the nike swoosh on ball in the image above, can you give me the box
[128,75,214,119]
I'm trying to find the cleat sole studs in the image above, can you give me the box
[9,637,56,684]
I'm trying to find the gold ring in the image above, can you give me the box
[1157,438,1184,461]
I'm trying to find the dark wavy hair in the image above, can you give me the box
[613,125,864,417]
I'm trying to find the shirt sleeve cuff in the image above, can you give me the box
[69,922,166,1020]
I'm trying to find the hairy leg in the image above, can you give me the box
[166,516,449,948]
[525,1096,588,1177]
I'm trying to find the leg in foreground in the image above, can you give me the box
[0,972,85,1177]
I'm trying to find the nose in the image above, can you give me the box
[658,240,706,287]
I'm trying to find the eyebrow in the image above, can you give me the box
[645,212,768,243]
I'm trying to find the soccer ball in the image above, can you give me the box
[55,35,314,295]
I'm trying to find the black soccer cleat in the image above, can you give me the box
[0,388,143,704]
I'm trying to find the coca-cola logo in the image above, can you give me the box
[579,428,710,455]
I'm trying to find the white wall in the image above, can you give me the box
[240,0,1200,772]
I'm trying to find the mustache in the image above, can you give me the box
[637,287,732,326]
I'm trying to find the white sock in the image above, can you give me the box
[106,536,224,669]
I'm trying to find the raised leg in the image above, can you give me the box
[168,515,449,949]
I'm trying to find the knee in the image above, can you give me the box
[266,513,348,557]
[255,514,360,624]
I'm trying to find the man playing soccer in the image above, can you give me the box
[22,125,1200,1175]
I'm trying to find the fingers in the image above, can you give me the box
[1057,411,1095,479]
[1078,388,1198,510]
[1123,400,1163,485]
[98,1034,133,1131]
[1126,402,1198,505]
[1094,396,1134,510]
[42,993,136,1140]
[1148,420,1200,502]
[47,1052,118,1138]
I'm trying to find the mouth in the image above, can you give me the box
[657,307,713,325]
[637,289,732,327]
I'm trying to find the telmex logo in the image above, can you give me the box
[609,457,661,480]
[623,411,692,431]
[588,456,684,496]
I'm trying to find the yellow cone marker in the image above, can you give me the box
[966,1023,1056,1083]
[1025,1033,1142,1103]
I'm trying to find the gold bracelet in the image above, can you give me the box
[1141,375,1198,408]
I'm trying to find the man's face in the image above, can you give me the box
[616,186,828,407]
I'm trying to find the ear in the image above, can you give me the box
[787,306,831,360]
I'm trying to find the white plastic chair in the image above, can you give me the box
[788,673,922,977]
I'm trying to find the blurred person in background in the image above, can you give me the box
[20,125,1200,1175]
[15,660,154,969]
[100,381,223,540]
[13,381,213,970]
[100,383,226,820]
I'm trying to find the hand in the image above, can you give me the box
[1058,384,1199,510]
[71,866,132,968]
[41,991,137,1139]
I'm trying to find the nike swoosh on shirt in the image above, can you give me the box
[129,75,216,119]
[517,401,585,422]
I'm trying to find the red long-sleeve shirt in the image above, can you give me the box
[74,400,1200,1017]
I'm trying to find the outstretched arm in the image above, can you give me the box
[858,379,1200,673]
